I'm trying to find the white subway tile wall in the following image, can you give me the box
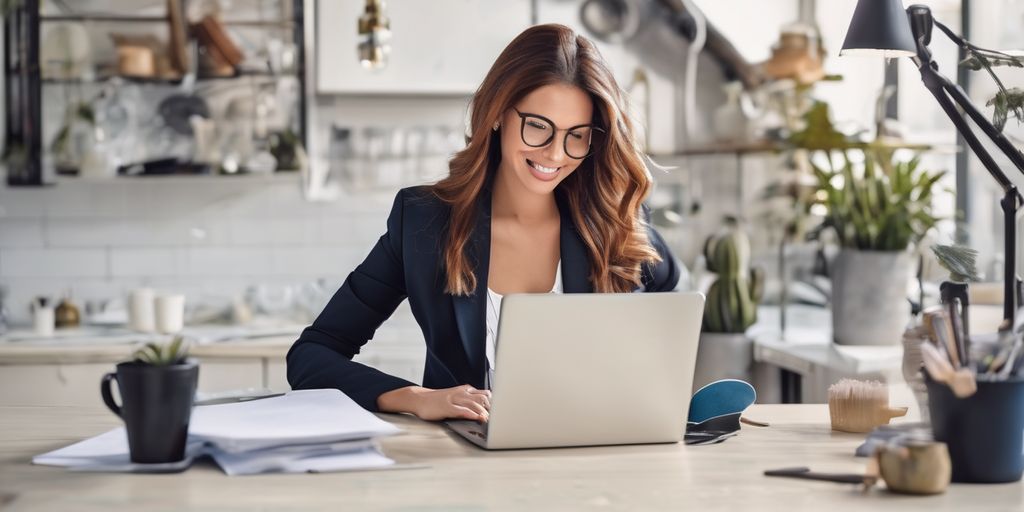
[0,178,425,376]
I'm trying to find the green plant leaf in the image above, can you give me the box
[931,244,980,282]
[131,338,190,366]
[811,149,943,251]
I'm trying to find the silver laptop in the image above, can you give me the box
[446,292,705,450]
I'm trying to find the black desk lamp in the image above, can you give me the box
[841,0,1024,330]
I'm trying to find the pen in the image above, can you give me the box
[194,393,286,406]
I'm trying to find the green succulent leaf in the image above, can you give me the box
[132,336,190,366]
[812,148,944,251]
[931,244,980,283]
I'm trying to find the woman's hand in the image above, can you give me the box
[377,385,491,422]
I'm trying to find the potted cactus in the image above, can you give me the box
[101,336,199,463]
[703,219,764,333]
[694,218,766,391]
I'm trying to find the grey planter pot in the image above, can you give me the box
[694,332,781,403]
[831,249,912,345]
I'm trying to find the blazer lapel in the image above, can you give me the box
[451,186,492,389]
[556,192,594,293]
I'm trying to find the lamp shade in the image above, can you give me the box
[840,0,917,58]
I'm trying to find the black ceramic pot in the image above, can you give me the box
[925,374,1024,483]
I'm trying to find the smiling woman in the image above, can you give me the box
[287,23,683,422]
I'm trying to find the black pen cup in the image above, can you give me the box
[925,374,1024,483]
[101,360,199,463]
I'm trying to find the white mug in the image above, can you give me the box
[155,294,186,334]
[128,288,156,333]
[33,305,55,337]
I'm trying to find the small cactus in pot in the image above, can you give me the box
[703,218,765,333]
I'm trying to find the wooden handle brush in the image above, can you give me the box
[828,379,908,433]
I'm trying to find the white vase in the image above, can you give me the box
[831,249,912,345]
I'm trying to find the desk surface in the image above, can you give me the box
[1,404,1020,511]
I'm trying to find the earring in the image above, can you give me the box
[492,122,500,131]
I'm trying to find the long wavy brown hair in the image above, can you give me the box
[431,23,661,296]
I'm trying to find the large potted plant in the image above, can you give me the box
[694,219,766,391]
[812,149,944,345]
[101,336,199,463]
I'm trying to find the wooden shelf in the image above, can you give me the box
[653,139,948,158]
[196,70,281,80]
[42,76,182,85]
[39,15,293,27]
[658,141,785,157]
[220,20,294,28]
[40,15,168,23]
[41,70,292,85]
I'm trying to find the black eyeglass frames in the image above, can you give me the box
[511,108,605,159]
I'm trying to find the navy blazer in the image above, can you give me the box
[286,184,682,411]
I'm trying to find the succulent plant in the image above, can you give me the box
[703,219,765,333]
[811,150,944,252]
[133,335,190,366]
[931,244,980,283]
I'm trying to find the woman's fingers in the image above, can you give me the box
[474,394,490,410]
[454,397,489,420]
[465,388,491,408]
[452,405,485,422]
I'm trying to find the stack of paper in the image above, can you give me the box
[33,389,402,475]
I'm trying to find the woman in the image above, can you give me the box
[287,24,682,422]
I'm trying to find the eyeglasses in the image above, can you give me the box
[512,108,605,159]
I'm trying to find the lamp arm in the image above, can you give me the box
[940,77,1024,185]
[913,31,1024,189]
[916,62,1022,328]
[932,20,967,48]
[921,67,1020,194]
[934,20,1022,63]
[909,7,1024,329]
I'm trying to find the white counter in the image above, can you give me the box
[0,324,426,407]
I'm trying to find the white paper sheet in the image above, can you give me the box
[33,389,403,475]
[207,441,394,476]
[32,427,205,469]
[189,389,402,453]
[33,433,395,475]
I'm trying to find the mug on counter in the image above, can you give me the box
[32,297,55,337]
[155,294,186,334]
[129,289,186,334]
[128,288,156,333]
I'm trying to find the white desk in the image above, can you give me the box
[1,404,1021,511]
[751,305,906,403]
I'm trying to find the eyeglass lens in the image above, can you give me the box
[520,115,595,159]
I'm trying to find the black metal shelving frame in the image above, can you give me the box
[3,0,307,186]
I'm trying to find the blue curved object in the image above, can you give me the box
[687,379,756,424]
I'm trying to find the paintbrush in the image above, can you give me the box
[921,342,977,397]
[947,298,968,369]
[925,308,961,369]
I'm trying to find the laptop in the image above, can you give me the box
[446,292,705,450]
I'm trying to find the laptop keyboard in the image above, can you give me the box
[448,419,489,440]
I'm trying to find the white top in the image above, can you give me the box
[485,260,562,389]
